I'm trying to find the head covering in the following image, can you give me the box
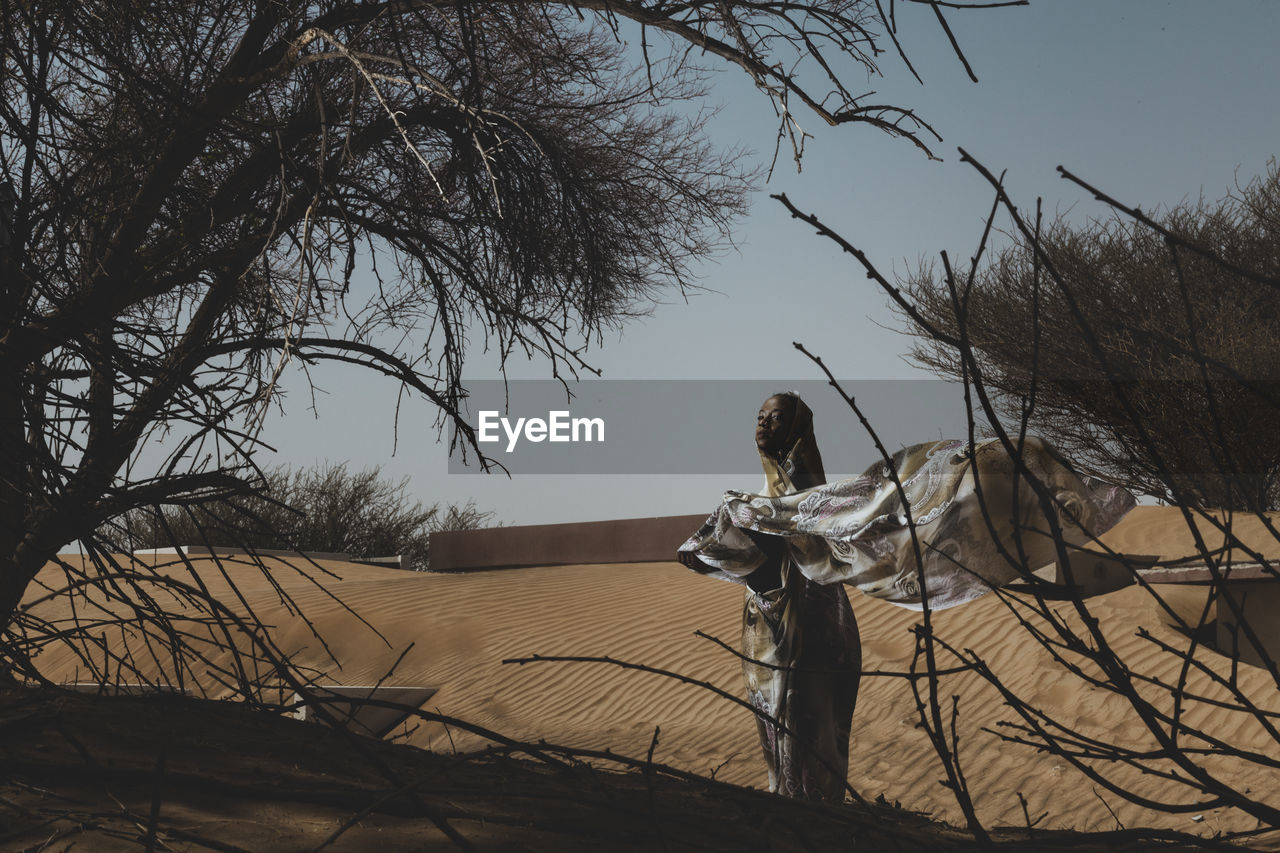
[759,393,825,496]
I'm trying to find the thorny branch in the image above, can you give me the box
[780,151,1280,833]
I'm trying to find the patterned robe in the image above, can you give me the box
[682,436,1135,611]
[680,432,1134,801]
[680,395,859,802]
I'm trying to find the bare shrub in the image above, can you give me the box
[901,163,1280,511]
[778,153,1280,837]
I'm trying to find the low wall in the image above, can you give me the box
[429,513,710,571]
[133,546,402,569]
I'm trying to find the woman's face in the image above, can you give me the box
[755,395,794,454]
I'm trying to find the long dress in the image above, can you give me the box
[680,397,860,802]
[679,432,1134,800]
[736,473,861,802]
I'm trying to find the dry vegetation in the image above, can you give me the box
[0,684,1237,851]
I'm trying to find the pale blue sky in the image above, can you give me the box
[258,1,1280,526]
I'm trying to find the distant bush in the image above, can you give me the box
[105,463,494,570]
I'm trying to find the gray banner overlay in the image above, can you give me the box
[447,380,978,476]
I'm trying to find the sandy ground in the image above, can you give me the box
[21,505,1280,847]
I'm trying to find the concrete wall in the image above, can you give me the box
[1140,563,1280,669]
[1217,581,1280,669]
[429,514,710,571]
[134,546,402,568]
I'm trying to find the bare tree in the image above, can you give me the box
[1,0,1008,687]
[104,463,494,570]
[901,162,1280,511]
[779,151,1280,837]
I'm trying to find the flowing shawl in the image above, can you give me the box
[680,395,860,802]
[681,436,1136,612]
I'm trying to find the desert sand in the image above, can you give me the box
[23,505,1280,846]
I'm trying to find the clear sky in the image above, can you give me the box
[257,0,1280,527]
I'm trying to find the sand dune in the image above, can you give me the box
[27,505,1280,843]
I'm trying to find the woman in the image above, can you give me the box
[679,393,1134,800]
[680,393,860,802]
